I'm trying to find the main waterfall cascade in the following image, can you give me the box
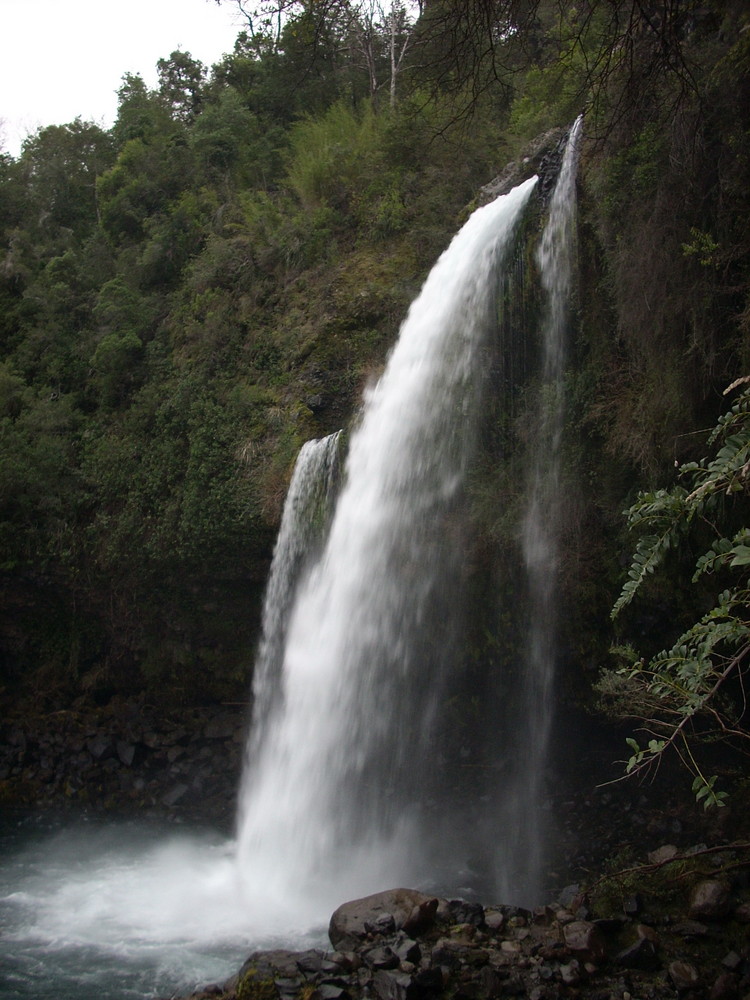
[236,176,540,912]
[236,121,582,914]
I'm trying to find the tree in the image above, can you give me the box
[218,0,715,130]
[222,0,417,107]
[599,378,750,809]
[18,120,115,237]
[157,50,207,122]
[113,74,175,146]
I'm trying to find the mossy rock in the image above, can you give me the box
[237,968,278,1000]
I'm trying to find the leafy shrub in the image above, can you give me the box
[600,378,750,808]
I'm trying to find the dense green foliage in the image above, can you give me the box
[1,0,749,726]
[599,381,750,806]
[0,27,504,707]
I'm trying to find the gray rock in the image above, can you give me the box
[475,965,503,997]
[161,782,189,807]
[363,946,399,971]
[447,899,484,927]
[671,919,709,939]
[372,970,413,1000]
[392,934,420,965]
[562,920,606,962]
[557,884,581,908]
[721,951,742,971]
[615,937,660,971]
[402,898,438,936]
[559,959,581,985]
[430,939,462,970]
[316,985,350,1000]
[689,879,731,920]
[296,951,325,974]
[365,913,396,936]
[647,844,679,864]
[329,890,438,950]
[87,735,114,760]
[116,740,136,766]
[710,972,739,1000]
[478,127,567,204]
[669,960,700,991]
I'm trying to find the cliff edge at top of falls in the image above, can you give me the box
[478,126,569,205]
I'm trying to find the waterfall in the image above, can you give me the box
[0,124,587,1000]
[495,116,583,902]
[244,431,342,763]
[236,177,539,913]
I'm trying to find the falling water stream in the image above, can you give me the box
[495,116,583,902]
[235,175,539,914]
[0,132,582,999]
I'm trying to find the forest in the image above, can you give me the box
[1,0,749,802]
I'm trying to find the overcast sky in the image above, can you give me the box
[1,0,247,157]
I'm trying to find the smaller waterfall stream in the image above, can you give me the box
[496,117,583,901]
[245,432,342,758]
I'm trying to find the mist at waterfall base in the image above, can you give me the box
[0,135,580,999]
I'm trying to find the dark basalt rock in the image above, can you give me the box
[477,126,569,206]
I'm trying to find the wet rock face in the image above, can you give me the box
[477,127,568,205]
[0,702,245,822]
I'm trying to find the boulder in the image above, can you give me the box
[562,920,606,962]
[446,899,484,927]
[615,936,660,971]
[329,890,439,950]
[402,897,438,936]
[669,960,700,993]
[688,880,731,920]
[372,970,419,1000]
[648,844,679,864]
[711,972,740,1000]
[362,946,399,971]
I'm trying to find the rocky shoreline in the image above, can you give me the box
[3,702,749,1000]
[169,870,750,1000]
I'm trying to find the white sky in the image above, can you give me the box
[0,0,247,157]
